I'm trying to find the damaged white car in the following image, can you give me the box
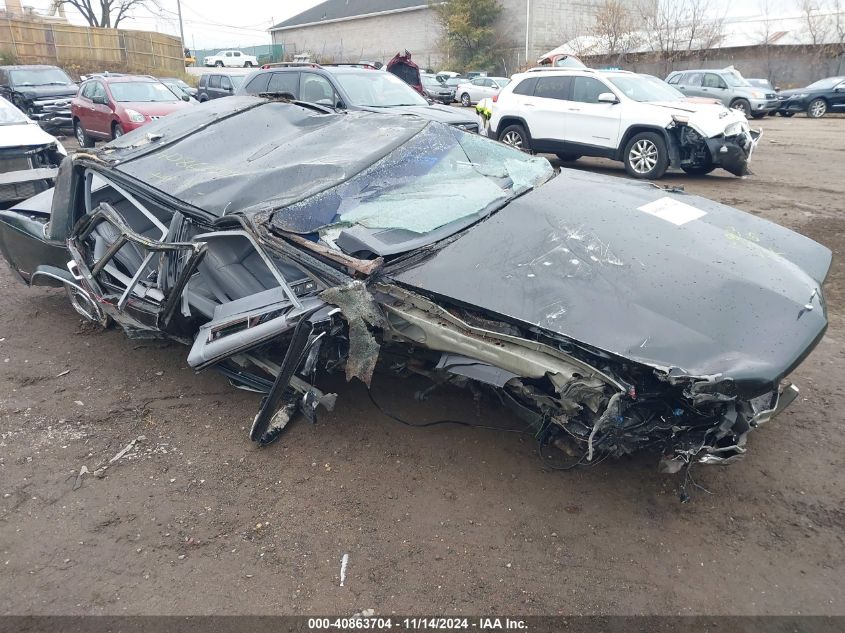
[0,98,829,478]
[0,96,66,208]
[490,69,759,179]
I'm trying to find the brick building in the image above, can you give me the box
[269,0,602,71]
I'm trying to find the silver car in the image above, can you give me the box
[456,76,510,106]
[666,68,779,118]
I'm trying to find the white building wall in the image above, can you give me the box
[271,8,445,69]
[271,1,603,71]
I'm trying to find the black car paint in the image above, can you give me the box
[0,65,78,131]
[0,98,831,470]
[394,169,829,398]
[777,76,845,115]
[236,67,477,129]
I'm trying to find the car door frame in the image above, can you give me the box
[87,80,114,139]
[701,72,730,106]
[561,75,623,156]
[522,74,572,152]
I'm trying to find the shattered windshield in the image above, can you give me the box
[9,67,73,86]
[272,123,553,237]
[0,97,30,125]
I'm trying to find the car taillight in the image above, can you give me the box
[492,95,498,103]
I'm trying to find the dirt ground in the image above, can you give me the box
[1,115,843,617]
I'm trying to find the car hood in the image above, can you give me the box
[357,103,475,125]
[392,169,830,397]
[119,101,194,116]
[778,88,810,97]
[0,122,59,148]
[12,84,77,99]
[647,100,747,137]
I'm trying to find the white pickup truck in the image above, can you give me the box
[203,50,258,68]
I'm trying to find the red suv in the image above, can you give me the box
[71,74,194,146]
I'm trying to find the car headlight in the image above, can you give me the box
[795,93,808,98]
[725,121,743,136]
[750,91,764,99]
[125,109,146,123]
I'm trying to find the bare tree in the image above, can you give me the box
[592,0,640,65]
[799,0,838,75]
[636,0,725,75]
[58,0,154,28]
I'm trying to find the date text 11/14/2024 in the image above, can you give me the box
[307,617,528,630]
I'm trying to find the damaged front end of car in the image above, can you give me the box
[0,97,830,476]
[669,111,760,176]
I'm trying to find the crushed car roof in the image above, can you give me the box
[99,97,429,217]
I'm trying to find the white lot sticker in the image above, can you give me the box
[638,197,707,226]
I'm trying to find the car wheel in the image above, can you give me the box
[750,112,767,119]
[244,61,253,68]
[460,93,471,107]
[74,120,94,148]
[555,153,581,162]
[730,99,751,117]
[778,111,794,117]
[112,123,125,139]
[623,132,668,179]
[807,98,827,118]
[215,61,224,67]
[681,164,716,175]
[498,124,531,152]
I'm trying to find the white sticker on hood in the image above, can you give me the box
[638,197,707,226]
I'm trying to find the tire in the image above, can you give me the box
[555,153,581,162]
[779,111,795,117]
[730,99,751,117]
[244,61,253,68]
[681,164,716,175]
[807,98,827,118]
[112,123,125,139]
[199,96,208,103]
[497,124,531,152]
[460,92,471,107]
[74,120,94,148]
[750,112,767,119]
[215,61,224,67]
[623,131,669,179]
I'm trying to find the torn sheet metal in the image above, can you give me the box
[320,281,386,386]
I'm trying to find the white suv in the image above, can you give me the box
[203,50,258,68]
[490,68,760,179]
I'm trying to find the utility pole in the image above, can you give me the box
[524,0,530,63]
[176,0,186,54]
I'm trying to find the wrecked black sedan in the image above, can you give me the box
[0,96,831,472]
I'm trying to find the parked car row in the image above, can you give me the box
[665,67,845,118]
[0,64,202,141]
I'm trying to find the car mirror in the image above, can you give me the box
[92,95,107,105]
[335,100,345,109]
[181,94,190,101]
[597,92,619,104]
[836,86,845,93]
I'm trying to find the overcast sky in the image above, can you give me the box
[16,0,324,49]
[14,0,801,49]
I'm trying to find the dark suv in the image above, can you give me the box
[197,72,246,102]
[236,64,478,130]
[0,65,78,131]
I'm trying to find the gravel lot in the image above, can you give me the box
[1,115,843,616]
